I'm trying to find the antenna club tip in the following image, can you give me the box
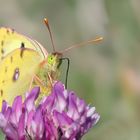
[99,36,104,40]
[95,37,103,41]
[99,37,103,40]
[91,37,103,43]
[44,18,48,24]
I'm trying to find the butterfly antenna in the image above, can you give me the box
[60,37,103,54]
[44,18,56,52]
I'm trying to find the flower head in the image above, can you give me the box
[0,81,100,140]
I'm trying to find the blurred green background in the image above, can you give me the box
[1,0,140,139]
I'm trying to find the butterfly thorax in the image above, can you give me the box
[35,52,62,95]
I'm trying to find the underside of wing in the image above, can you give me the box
[0,48,42,107]
[0,27,47,61]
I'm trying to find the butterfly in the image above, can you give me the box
[0,18,103,108]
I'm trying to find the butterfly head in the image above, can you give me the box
[46,52,62,71]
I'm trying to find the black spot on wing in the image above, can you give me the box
[21,42,25,49]
[10,56,13,63]
[1,40,4,46]
[5,67,8,73]
[0,90,3,97]
[12,68,20,82]
[20,42,25,58]
[6,29,9,34]
[1,48,4,54]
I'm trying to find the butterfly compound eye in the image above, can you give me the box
[48,55,55,65]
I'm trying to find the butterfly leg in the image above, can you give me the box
[28,74,53,95]
[28,74,45,92]
[34,74,53,95]
[47,73,53,88]
[28,75,35,92]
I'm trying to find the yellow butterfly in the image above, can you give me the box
[0,18,103,108]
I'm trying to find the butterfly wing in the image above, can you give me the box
[0,48,42,107]
[0,27,47,61]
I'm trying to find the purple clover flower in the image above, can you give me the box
[0,81,100,140]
